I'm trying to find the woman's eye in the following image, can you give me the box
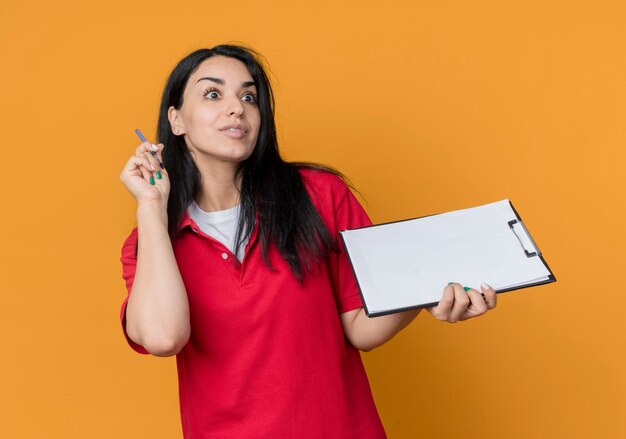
[203,87,220,99]
[243,93,257,104]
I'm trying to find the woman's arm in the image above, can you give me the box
[120,141,190,357]
[124,203,190,357]
[340,282,496,351]
[340,307,421,352]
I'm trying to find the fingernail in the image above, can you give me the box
[156,170,162,179]
[448,282,454,285]
[463,287,471,292]
[149,176,155,185]
[151,143,158,151]
[481,282,492,290]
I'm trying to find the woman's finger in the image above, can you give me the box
[465,288,488,316]
[155,143,165,169]
[122,155,154,183]
[135,155,155,181]
[481,282,497,309]
[430,283,455,320]
[143,151,159,172]
[141,143,165,170]
[134,141,160,157]
[448,283,470,323]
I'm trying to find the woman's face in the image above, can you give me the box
[169,56,261,167]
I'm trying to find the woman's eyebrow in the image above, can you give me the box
[196,77,256,88]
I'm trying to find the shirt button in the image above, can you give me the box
[221,252,229,260]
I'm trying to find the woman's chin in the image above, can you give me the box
[194,147,255,165]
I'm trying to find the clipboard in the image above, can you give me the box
[339,199,556,317]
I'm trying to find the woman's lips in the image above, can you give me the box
[221,128,247,139]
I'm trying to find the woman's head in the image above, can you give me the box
[167,55,261,166]
[157,45,282,235]
[158,44,279,172]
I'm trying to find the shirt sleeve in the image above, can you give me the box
[119,228,150,355]
[326,176,373,315]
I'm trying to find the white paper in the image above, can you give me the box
[340,200,552,315]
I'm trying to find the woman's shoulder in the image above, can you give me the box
[296,165,371,232]
[297,166,350,196]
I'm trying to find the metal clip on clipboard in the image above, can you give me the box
[508,219,541,258]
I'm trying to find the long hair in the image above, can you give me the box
[156,44,343,280]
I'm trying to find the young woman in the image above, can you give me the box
[119,44,497,439]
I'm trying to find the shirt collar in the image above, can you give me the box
[176,209,197,234]
[175,207,259,241]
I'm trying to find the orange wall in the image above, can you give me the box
[1,1,624,437]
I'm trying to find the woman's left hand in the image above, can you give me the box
[425,282,497,323]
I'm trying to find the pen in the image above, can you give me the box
[135,129,164,170]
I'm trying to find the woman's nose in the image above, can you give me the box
[226,95,245,117]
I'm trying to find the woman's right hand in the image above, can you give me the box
[120,141,170,207]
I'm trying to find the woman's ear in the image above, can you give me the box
[168,106,186,136]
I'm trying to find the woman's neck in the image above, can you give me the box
[194,160,241,212]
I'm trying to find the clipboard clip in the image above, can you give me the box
[508,219,541,258]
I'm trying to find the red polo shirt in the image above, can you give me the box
[120,169,387,439]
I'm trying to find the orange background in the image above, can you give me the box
[1,0,624,437]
